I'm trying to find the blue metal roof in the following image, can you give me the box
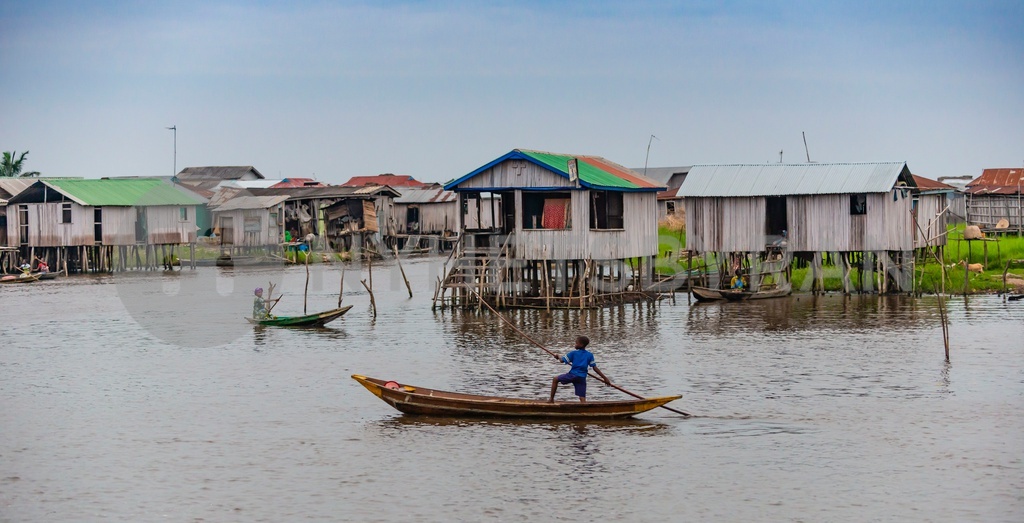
[678,162,912,197]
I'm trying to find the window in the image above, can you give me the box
[61,203,72,224]
[179,207,188,221]
[850,194,867,215]
[590,191,624,230]
[666,201,676,215]
[521,192,572,230]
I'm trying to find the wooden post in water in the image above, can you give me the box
[303,248,311,315]
[393,244,413,298]
[361,279,377,318]
[338,264,345,308]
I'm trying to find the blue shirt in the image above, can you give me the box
[561,348,596,378]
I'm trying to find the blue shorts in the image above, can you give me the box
[557,373,587,397]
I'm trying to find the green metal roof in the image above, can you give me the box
[445,149,664,192]
[43,178,205,206]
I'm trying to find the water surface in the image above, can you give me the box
[1,258,1022,521]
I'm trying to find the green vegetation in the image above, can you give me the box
[651,223,1024,295]
[1,151,40,177]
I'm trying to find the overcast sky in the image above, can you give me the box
[2,1,1021,184]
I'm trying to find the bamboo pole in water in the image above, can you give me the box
[393,244,413,298]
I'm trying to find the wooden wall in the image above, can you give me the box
[683,197,766,252]
[393,201,457,235]
[145,206,197,245]
[967,194,1024,229]
[914,193,948,248]
[511,190,658,260]
[213,206,283,247]
[684,190,916,253]
[101,207,136,245]
[457,160,574,190]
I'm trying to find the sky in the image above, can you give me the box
[1,0,1022,184]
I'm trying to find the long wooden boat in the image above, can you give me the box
[246,305,353,327]
[0,273,42,284]
[352,374,682,419]
[691,284,791,302]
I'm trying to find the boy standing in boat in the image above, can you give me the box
[549,336,612,403]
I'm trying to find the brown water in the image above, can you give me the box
[1,257,1022,522]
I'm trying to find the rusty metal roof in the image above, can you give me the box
[965,168,1024,195]
[394,185,456,204]
[912,175,955,192]
[343,174,427,187]
[678,162,912,197]
[210,194,290,211]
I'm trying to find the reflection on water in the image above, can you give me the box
[1,261,1022,522]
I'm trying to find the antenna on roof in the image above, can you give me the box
[779,150,783,163]
[802,131,811,163]
[644,134,659,177]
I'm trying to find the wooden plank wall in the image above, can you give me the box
[914,194,948,248]
[967,194,1024,228]
[146,206,197,245]
[101,207,136,245]
[683,197,766,252]
[393,201,457,234]
[458,160,574,190]
[686,191,915,253]
[512,191,658,260]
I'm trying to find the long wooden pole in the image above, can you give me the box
[469,287,691,417]
[394,244,413,298]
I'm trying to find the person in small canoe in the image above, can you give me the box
[730,271,746,290]
[549,336,612,403]
[34,257,49,273]
[252,287,280,320]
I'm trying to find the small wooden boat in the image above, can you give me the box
[246,305,353,327]
[352,374,682,419]
[0,273,41,284]
[34,272,58,280]
[691,284,791,302]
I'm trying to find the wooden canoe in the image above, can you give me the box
[0,273,41,284]
[691,284,791,302]
[352,374,682,419]
[246,305,353,327]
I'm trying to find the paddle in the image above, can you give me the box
[469,288,692,417]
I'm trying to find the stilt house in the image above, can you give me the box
[247,185,401,253]
[965,168,1024,234]
[679,162,918,294]
[5,178,205,272]
[209,194,289,253]
[438,149,665,309]
[911,175,954,250]
[390,184,458,250]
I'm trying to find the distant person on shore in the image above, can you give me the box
[549,336,611,403]
[253,287,279,320]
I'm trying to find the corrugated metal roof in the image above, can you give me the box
[211,194,290,211]
[445,149,665,192]
[0,178,34,199]
[249,184,401,198]
[343,174,427,187]
[176,166,265,180]
[912,175,954,191]
[629,166,691,186]
[10,178,206,206]
[678,162,911,197]
[394,185,457,204]
[965,168,1024,195]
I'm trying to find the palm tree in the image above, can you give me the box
[1,151,41,177]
